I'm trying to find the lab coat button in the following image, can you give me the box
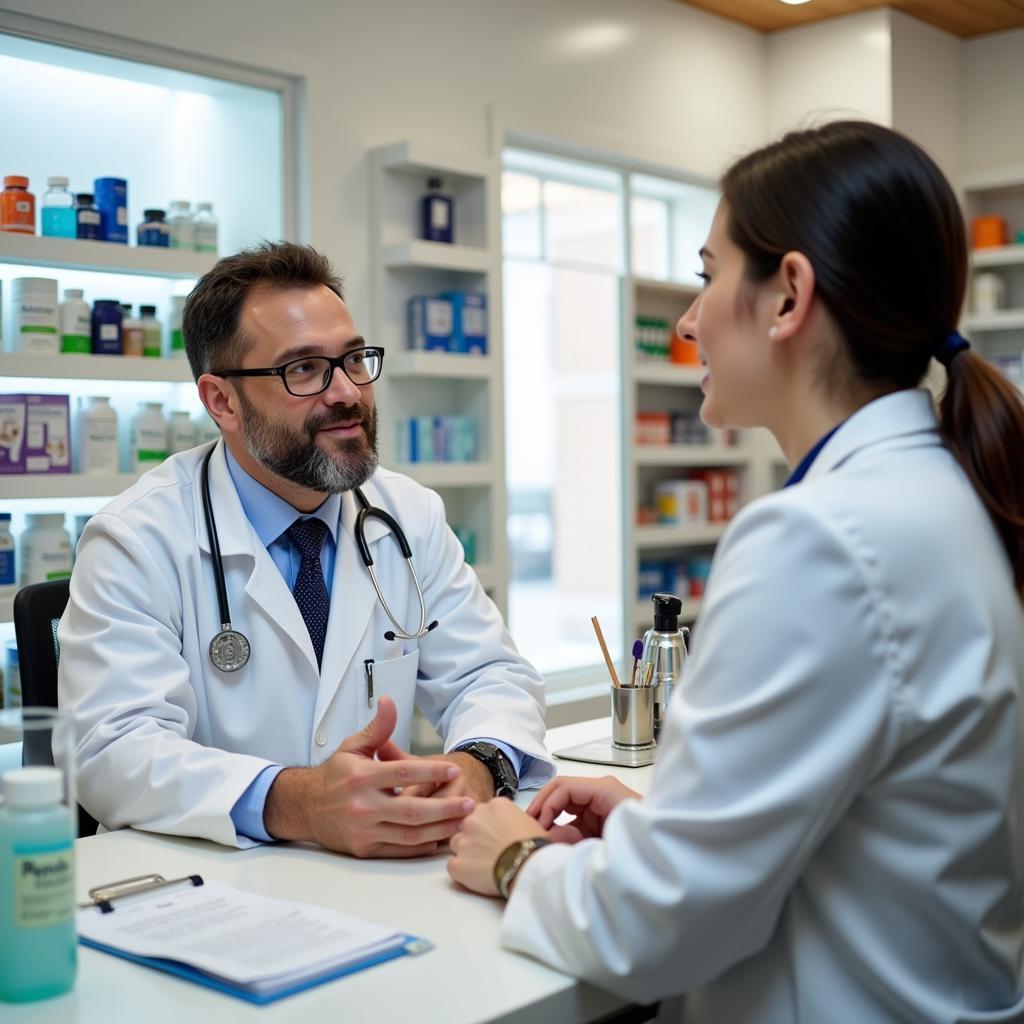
[315,730,327,747]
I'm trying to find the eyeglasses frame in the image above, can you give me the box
[214,346,385,397]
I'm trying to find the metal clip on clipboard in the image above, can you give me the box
[79,873,205,914]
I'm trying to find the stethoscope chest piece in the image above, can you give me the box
[209,628,251,673]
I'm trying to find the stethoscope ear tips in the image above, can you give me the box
[384,630,396,642]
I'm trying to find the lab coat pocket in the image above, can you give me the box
[359,650,420,750]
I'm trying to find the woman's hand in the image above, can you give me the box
[447,798,547,896]
[527,775,640,843]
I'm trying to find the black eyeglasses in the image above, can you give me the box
[215,346,384,397]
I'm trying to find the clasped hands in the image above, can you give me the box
[264,696,497,858]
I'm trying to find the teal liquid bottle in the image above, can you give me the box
[0,766,77,1002]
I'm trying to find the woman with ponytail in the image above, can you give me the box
[449,122,1024,1022]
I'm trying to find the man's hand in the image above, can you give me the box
[447,798,547,896]
[399,751,496,804]
[264,697,477,858]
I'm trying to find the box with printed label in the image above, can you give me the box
[0,393,27,473]
[24,394,71,473]
[655,480,708,525]
[442,291,487,355]
[407,296,454,351]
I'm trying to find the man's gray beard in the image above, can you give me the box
[240,395,379,493]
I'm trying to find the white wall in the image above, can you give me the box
[889,10,963,185]
[765,8,892,140]
[962,26,1024,176]
[3,0,766,317]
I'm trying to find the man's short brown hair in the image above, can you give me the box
[182,241,345,380]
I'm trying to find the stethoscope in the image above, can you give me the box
[201,446,438,673]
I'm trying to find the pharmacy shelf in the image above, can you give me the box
[962,309,1024,332]
[386,351,495,380]
[633,362,704,387]
[395,462,495,488]
[0,233,214,279]
[634,597,702,625]
[376,140,491,183]
[0,352,192,383]
[634,522,727,549]
[970,245,1024,269]
[0,595,12,625]
[633,444,750,467]
[632,276,701,300]
[2,473,144,500]
[382,241,490,274]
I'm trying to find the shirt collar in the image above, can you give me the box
[784,422,845,487]
[223,445,341,547]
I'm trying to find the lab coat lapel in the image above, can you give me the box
[315,486,390,720]
[194,441,320,673]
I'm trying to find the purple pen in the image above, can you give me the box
[630,639,644,686]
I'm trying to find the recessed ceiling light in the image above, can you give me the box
[780,0,813,5]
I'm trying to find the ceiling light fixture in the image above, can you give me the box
[779,0,813,5]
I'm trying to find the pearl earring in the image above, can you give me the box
[768,326,779,339]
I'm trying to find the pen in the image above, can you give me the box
[630,639,643,687]
[364,658,374,707]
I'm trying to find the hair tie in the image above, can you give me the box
[935,331,970,366]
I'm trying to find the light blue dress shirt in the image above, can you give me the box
[223,449,522,842]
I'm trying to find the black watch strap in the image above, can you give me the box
[454,741,518,798]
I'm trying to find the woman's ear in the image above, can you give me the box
[768,251,815,342]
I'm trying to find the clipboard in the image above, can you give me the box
[77,872,433,1005]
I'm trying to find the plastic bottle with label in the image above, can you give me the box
[192,202,218,253]
[139,305,162,357]
[168,410,199,454]
[0,513,15,602]
[132,402,168,472]
[120,304,144,357]
[167,200,194,249]
[40,177,77,238]
[168,295,187,357]
[0,766,77,1002]
[17,514,72,588]
[90,300,123,355]
[60,289,91,354]
[77,396,119,475]
[136,208,170,247]
[420,177,454,244]
[11,278,60,355]
[74,193,101,240]
[1,176,35,234]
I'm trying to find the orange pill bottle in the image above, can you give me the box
[1,175,35,234]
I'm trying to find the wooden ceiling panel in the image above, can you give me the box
[677,0,1024,37]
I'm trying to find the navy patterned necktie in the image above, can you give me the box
[285,518,330,669]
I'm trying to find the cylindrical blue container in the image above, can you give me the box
[420,177,454,244]
[91,300,123,355]
[137,209,170,247]
[75,193,101,241]
[93,177,128,244]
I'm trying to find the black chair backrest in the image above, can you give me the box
[12,578,98,837]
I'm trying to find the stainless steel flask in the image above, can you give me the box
[638,593,689,742]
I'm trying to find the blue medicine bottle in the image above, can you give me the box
[420,177,454,244]
[75,193,101,240]
[0,766,77,1002]
[40,177,76,238]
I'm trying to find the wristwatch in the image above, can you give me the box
[453,741,519,799]
[494,837,551,899]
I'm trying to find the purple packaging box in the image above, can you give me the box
[0,394,27,474]
[23,394,71,473]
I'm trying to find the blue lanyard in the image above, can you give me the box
[784,423,844,487]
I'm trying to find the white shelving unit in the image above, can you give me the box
[623,276,783,639]
[961,169,1024,386]
[0,352,193,384]
[368,141,508,614]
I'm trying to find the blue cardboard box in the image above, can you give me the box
[442,291,487,355]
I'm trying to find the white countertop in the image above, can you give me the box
[4,717,656,1024]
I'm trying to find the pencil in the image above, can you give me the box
[591,615,622,688]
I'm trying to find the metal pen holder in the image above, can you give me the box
[611,685,655,749]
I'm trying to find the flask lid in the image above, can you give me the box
[651,592,683,632]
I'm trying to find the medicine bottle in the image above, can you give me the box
[11,278,60,356]
[0,513,15,602]
[168,410,198,454]
[168,295,187,357]
[137,208,170,247]
[192,202,218,253]
[420,177,454,244]
[132,402,168,472]
[18,514,72,589]
[139,304,163,357]
[78,396,119,475]
[120,304,144,357]
[0,766,77,1002]
[40,177,76,238]
[167,200,194,249]
[90,299,123,355]
[1,176,35,234]
[74,193,101,240]
[60,289,91,354]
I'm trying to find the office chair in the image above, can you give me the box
[12,578,98,837]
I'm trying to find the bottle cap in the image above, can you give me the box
[2,767,64,809]
[195,202,213,212]
[143,209,166,220]
[26,512,66,525]
[46,175,70,188]
[427,177,443,190]
[121,304,132,313]
[76,192,94,205]
[651,592,683,632]
[64,288,84,299]
[170,200,190,210]
[0,512,11,521]
[3,175,29,188]
[139,304,157,316]
[89,395,111,404]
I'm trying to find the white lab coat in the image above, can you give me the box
[502,389,1024,1023]
[58,441,552,848]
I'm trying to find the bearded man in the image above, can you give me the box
[59,241,552,855]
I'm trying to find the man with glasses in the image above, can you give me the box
[59,241,552,856]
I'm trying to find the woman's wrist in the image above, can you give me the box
[493,836,552,899]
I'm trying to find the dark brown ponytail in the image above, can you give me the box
[721,120,1024,597]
